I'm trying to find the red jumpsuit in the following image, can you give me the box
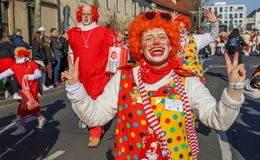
[67,26,114,138]
[11,61,40,117]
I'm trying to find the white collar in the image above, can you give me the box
[78,22,98,31]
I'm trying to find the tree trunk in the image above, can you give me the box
[34,0,41,33]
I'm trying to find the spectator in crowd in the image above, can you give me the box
[0,33,15,98]
[9,28,29,99]
[242,31,250,56]
[43,36,55,88]
[37,26,47,44]
[225,28,247,64]
[59,32,69,72]
[32,31,48,96]
[50,28,63,86]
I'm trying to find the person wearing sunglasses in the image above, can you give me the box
[174,10,219,82]
[62,11,245,160]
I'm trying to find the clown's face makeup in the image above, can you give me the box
[82,6,92,26]
[179,22,187,38]
[140,28,171,68]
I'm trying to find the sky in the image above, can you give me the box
[207,0,258,15]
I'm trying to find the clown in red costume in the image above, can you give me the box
[67,4,119,147]
[0,47,46,136]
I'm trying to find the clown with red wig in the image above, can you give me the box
[0,47,46,136]
[174,10,219,81]
[67,4,117,147]
[63,11,245,160]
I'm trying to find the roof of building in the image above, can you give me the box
[248,8,260,17]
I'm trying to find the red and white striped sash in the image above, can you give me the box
[138,69,172,159]
[137,69,199,160]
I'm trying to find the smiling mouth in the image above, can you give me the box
[148,47,165,57]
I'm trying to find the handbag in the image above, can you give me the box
[21,79,40,110]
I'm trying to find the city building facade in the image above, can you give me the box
[0,0,196,45]
[206,2,247,31]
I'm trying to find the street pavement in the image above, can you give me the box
[0,55,259,160]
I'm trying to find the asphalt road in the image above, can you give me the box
[0,55,259,160]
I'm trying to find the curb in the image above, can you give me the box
[0,84,65,107]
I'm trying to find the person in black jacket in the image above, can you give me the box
[50,28,63,86]
[43,36,55,88]
[32,31,47,95]
[0,33,15,98]
[59,32,69,72]
[225,28,247,64]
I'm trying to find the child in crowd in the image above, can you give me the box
[0,47,46,136]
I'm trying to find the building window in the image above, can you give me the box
[214,7,217,13]
[234,13,238,18]
[208,7,211,11]
[229,14,232,18]
[225,7,228,12]
[224,21,227,24]
[230,6,233,12]
[225,14,228,19]
[106,0,110,9]
[239,20,242,23]
[220,7,223,12]
[238,6,243,10]
[116,0,120,12]
[124,0,127,14]
[139,2,145,13]
[239,13,243,18]
[132,1,136,17]
[0,2,8,39]
[28,6,34,45]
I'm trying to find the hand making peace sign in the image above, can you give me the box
[224,52,246,84]
[61,56,80,85]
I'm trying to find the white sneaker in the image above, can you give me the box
[243,80,260,99]
[13,93,21,100]
[5,91,9,99]
[48,85,54,89]
[37,118,47,129]
[42,85,50,91]
[11,126,26,136]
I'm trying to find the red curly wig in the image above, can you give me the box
[175,14,191,31]
[76,5,99,23]
[14,47,31,58]
[128,11,180,62]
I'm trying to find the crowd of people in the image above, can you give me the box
[0,3,259,160]
[198,29,260,64]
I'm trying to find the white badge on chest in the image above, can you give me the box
[165,99,183,112]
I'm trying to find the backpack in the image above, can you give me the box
[227,37,240,53]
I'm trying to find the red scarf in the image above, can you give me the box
[139,59,180,84]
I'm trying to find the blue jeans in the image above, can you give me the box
[53,57,61,83]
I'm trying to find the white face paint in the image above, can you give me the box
[140,28,171,67]
[15,57,26,64]
[179,22,187,38]
[82,5,92,26]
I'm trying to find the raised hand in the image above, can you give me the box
[224,52,246,84]
[171,11,179,21]
[204,10,218,23]
[116,27,124,43]
[61,56,79,85]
